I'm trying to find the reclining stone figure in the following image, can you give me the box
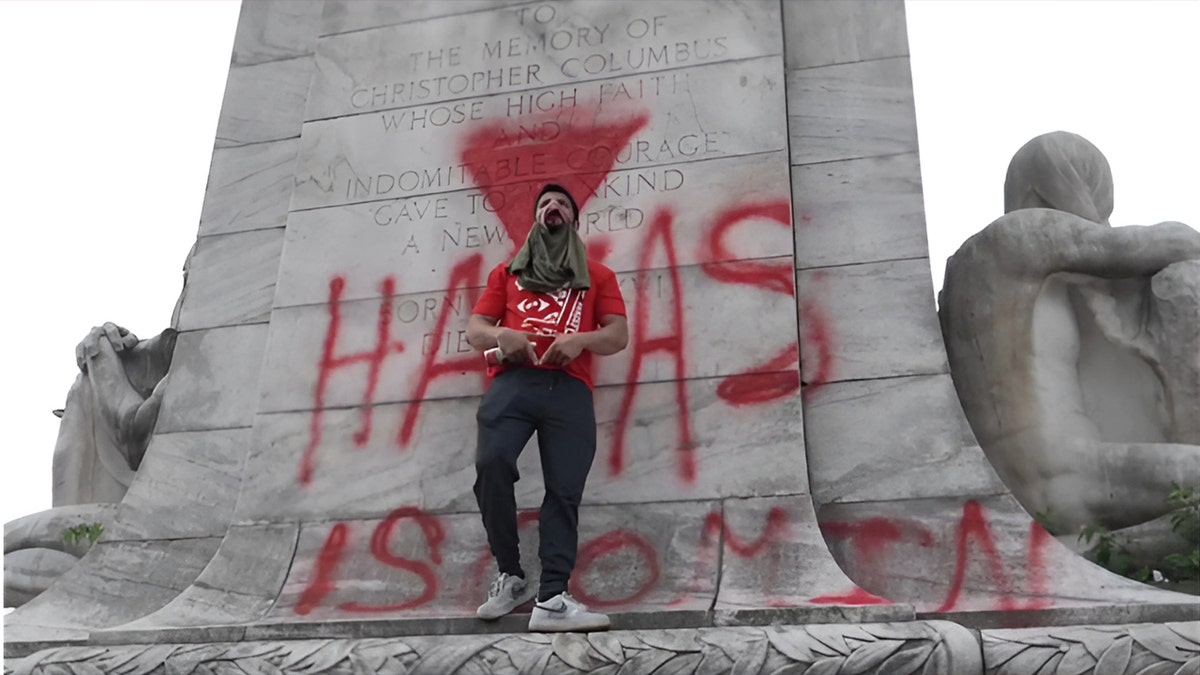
[4,323,175,608]
[940,131,1200,541]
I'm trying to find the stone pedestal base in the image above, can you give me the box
[8,620,1199,674]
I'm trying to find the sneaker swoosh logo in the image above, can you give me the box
[536,602,568,614]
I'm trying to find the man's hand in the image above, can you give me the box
[540,333,587,366]
[496,328,538,364]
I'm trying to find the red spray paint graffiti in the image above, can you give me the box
[295,506,805,616]
[935,500,1052,612]
[670,506,794,606]
[700,200,801,405]
[300,276,406,485]
[341,507,446,612]
[398,254,486,447]
[459,105,649,253]
[700,200,795,296]
[822,501,1054,613]
[294,522,349,616]
[800,298,835,392]
[703,505,791,556]
[295,506,446,615]
[303,97,805,484]
[571,530,662,608]
[797,268,837,394]
[610,208,695,482]
[809,587,893,606]
[302,105,652,484]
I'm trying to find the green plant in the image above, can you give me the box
[1079,523,1138,576]
[1078,483,1200,585]
[1161,484,1200,581]
[1167,484,1199,543]
[62,522,104,546]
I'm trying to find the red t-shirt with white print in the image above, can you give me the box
[473,260,626,389]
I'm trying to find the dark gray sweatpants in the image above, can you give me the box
[473,367,597,599]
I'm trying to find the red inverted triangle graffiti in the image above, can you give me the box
[458,106,650,250]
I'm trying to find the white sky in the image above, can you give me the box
[0,0,1196,531]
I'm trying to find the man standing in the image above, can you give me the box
[466,183,628,632]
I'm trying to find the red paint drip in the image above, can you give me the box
[294,523,350,615]
[800,298,835,392]
[611,208,695,482]
[1025,521,1054,604]
[935,500,1051,613]
[301,276,407,484]
[810,587,893,605]
[300,277,346,485]
[398,255,485,447]
[354,276,405,447]
[571,530,661,608]
[339,506,446,613]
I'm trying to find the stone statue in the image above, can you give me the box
[52,323,177,505]
[939,131,1200,538]
[4,323,176,607]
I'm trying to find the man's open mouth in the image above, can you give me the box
[544,206,566,225]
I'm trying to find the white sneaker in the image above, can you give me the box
[528,592,611,632]
[477,572,536,620]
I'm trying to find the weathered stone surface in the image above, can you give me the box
[321,0,530,36]
[4,537,220,651]
[105,429,250,541]
[231,0,322,66]
[91,524,299,640]
[1148,259,1200,442]
[174,228,283,332]
[305,1,781,121]
[787,57,918,166]
[818,496,1197,621]
[981,622,1200,675]
[293,57,786,211]
[156,324,269,433]
[237,376,804,523]
[783,0,909,71]
[6,621,985,673]
[804,375,1005,506]
[3,548,79,609]
[199,139,300,237]
[215,56,312,148]
[797,259,946,385]
[275,150,793,307]
[792,153,928,270]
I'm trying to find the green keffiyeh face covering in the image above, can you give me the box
[508,190,591,293]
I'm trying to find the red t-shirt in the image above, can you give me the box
[473,260,626,389]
